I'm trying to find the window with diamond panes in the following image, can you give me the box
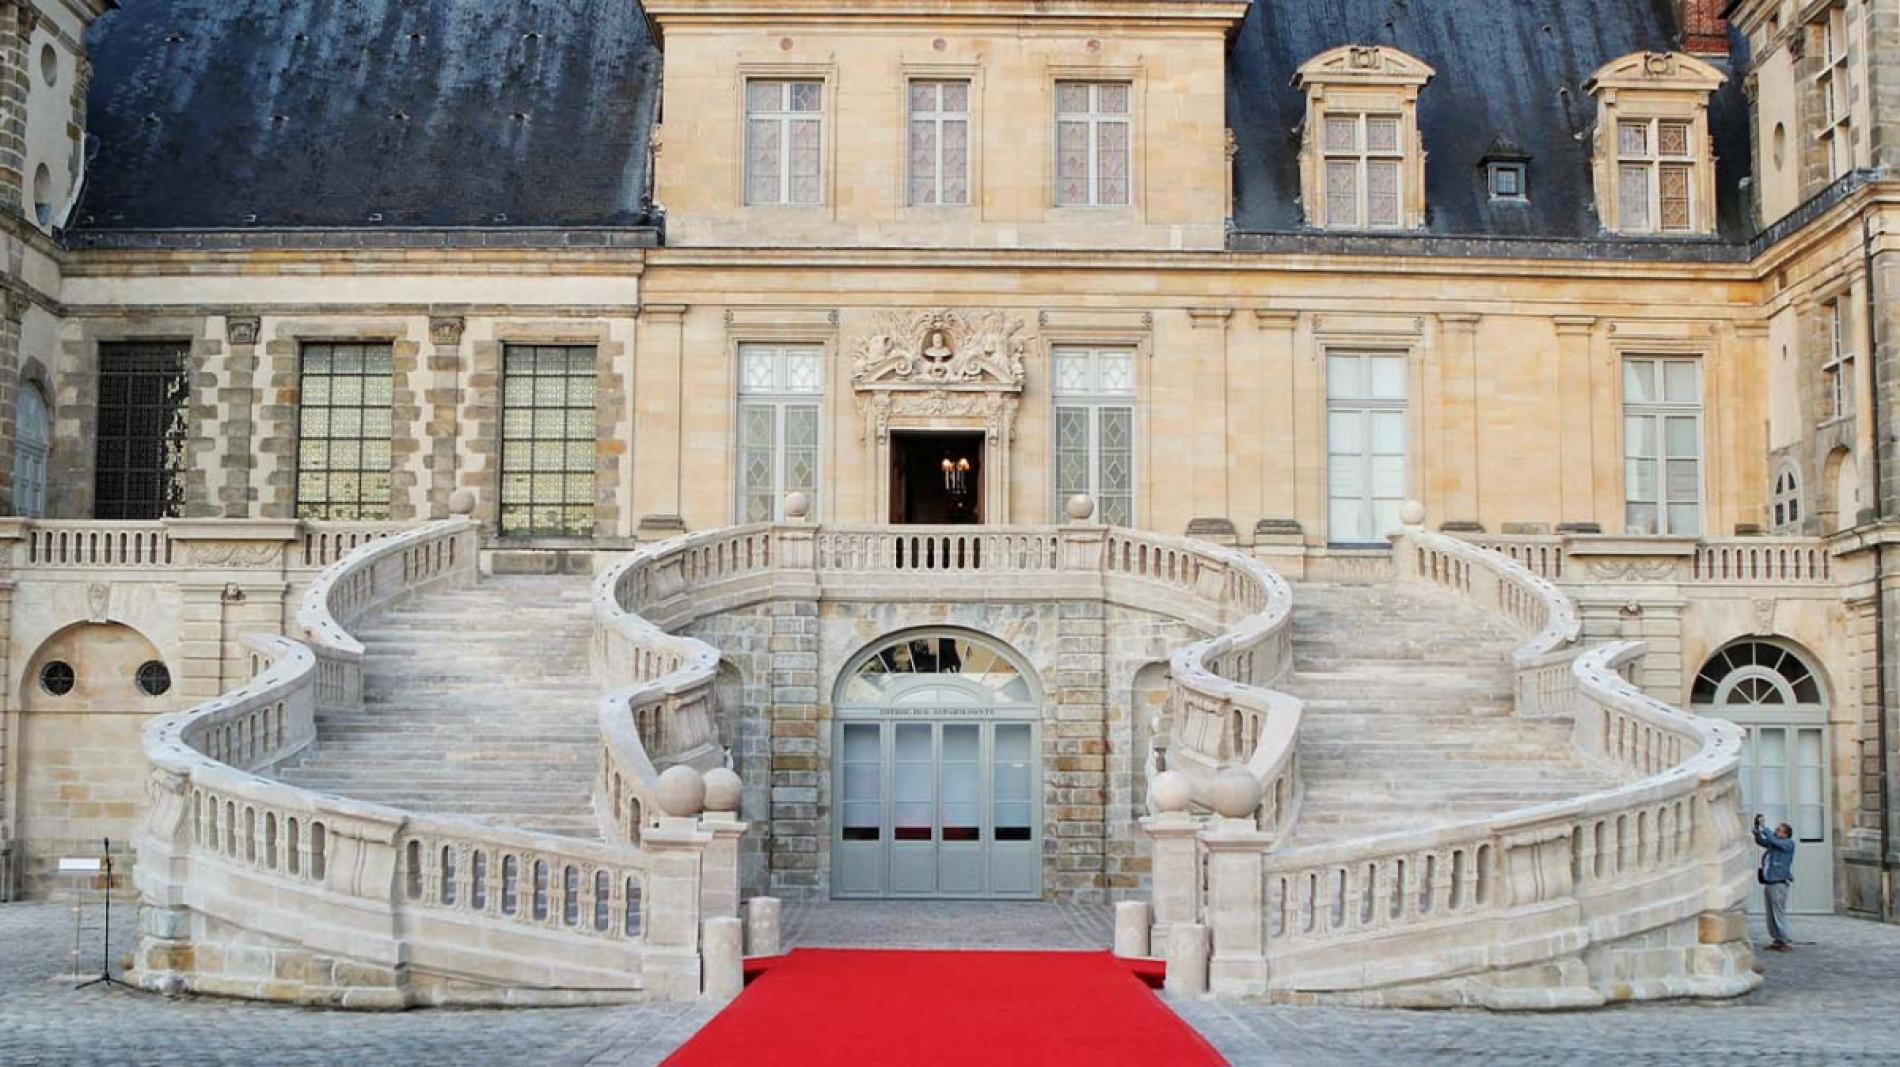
[737,345,822,523]
[93,341,189,520]
[745,80,824,206]
[909,80,970,206]
[500,345,597,537]
[1052,347,1135,525]
[295,343,393,521]
[1055,82,1131,207]
[1322,113,1404,229]
[1616,118,1695,233]
[1622,357,1703,536]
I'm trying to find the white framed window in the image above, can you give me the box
[1616,118,1695,233]
[1488,161,1527,201]
[1771,467,1802,532]
[1822,298,1853,422]
[1055,82,1131,207]
[1817,6,1854,180]
[745,79,824,206]
[737,344,822,522]
[12,383,48,517]
[1052,346,1136,525]
[1322,113,1405,229]
[908,80,970,207]
[1326,352,1408,543]
[1622,356,1703,536]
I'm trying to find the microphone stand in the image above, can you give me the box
[75,838,133,991]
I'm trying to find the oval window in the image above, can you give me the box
[136,660,172,697]
[39,660,74,696]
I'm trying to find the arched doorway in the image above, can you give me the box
[831,629,1040,899]
[1691,639,1832,913]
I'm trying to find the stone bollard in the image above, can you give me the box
[703,916,745,1001]
[1114,901,1152,958]
[746,896,782,957]
[1164,923,1210,998]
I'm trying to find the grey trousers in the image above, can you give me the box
[1764,880,1793,945]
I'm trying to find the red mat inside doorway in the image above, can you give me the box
[664,949,1225,1066]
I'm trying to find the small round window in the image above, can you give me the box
[136,660,172,697]
[39,660,75,696]
[37,43,56,88]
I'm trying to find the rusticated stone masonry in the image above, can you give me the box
[1052,598,1108,901]
[767,597,822,897]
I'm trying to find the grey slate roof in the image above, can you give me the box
[76,0,1751,243]
[77,0,660,230]
[1227,0,1753,240]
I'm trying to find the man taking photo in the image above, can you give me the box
[1754,813,1796,953]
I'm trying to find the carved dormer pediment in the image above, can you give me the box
[852,309,1028,393]
[1294,45,1436,90]
[1584,51,1727,95]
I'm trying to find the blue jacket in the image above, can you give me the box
[1755,826,1795,883]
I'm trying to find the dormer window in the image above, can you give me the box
[1585,52,1725,237]
[1294,46,1435,231]
[1487,162,1526,201]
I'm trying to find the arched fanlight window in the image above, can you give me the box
[1770,466,1801,532]
[12,384,48,517]
[1691,640,1823,708]
[836,631,1034,707]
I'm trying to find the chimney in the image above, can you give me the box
[1675,0,1730,57]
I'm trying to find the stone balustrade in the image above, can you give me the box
[1147,509,1756,1007]
[1449,529,1841,588]
[0,517,410,572]
[593,519,1302,845]
[135,519,738,1006]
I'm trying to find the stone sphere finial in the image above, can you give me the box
[1399,499,1426,528]
[1066,494,1096,522]
[1209,768,1264,820]
[1150,770,1192,814]
[783,491,812,522]
[703,767,743,813]
[448,489,476,516]
[656,765,707,817]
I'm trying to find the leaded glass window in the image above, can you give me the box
[296,342,394,521]
[1822,299,1853,422]
[12,384,48,518]
[1817,6,1855,180]
[500,345,597,537]
[1052,346,1135,525]
[94,341,189,520]
[745,79,824,206]
[736,344,822,523]
[1615,118,1695,233]
[1320,113,1404,229]
[909,80,970,207]
[1622,357,1702,535]
[1055,82,1131,207]
[1326,352,1408,543]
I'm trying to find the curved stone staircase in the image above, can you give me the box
[1282,581,1621,847]
[278,574,601,839]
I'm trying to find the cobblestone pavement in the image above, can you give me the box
[5,900,1900,1065]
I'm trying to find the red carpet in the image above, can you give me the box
[664,949,1225,1066]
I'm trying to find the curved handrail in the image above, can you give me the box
[136,519,688,1004]
[591,522,1303,841]
[1396,523,1580,665]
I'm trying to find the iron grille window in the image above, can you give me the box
[296,342,394,520]
[500,344,597,537]
[94,341,189,520]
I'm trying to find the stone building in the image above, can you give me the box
[0,0,1891,1007]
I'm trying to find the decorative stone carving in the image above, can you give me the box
[2,288,28,324]
[852,309,1027,389]
[1751,597,1777,636]
[225,316,261,345]
[185,542,283,568]
[1586,559,1679,581]
[429,316,466,345]
[86,581,109,623]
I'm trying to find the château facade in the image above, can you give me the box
[0,0,1894,1008]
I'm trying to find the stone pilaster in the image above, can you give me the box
[1554,317,1599,530]
[0,520,15,900]
[1187,307,1233,536]
[1053,597,1108,900]
[0,289,26,515]
[766,594,821,897]
[0,2,34,216]
[424,316,464,518]
[632,304,687,533]
[219,316,261,518]
[1436,312,1482,530]
[387,336,425,521]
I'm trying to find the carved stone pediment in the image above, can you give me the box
[851,309,1028,393]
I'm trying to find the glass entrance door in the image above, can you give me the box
[1738,723,1832,913]
[834,718,1041,899]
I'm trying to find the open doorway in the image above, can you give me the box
[889,430,984,524]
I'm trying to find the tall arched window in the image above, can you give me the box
[1770,466,1801,532]
[12,384,49,517]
